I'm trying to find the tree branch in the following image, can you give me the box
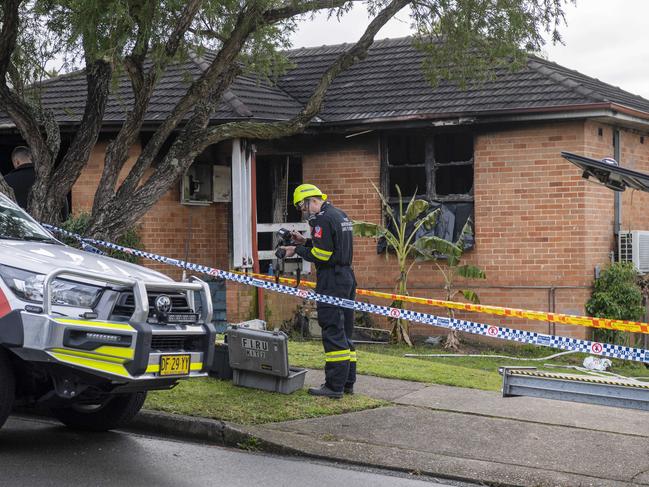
[202,0,410,146]
[262,0,359,22]
[188,27,227,43]
[165,0,205,58]
[0,176,15,201]
[32,58,112,222]
[113,0,360,205]
[92,0,205,213]
[85,0,410,239]
[0,0,21,82]
[111,3,263,204]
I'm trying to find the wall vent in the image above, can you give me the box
[619,231,649,273]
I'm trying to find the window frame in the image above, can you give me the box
[381,130,475,204]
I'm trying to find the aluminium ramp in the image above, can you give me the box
[500,367,649,411]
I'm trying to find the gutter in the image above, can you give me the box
[308,102,649,133]
[4,102,649,136]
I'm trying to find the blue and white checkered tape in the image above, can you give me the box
[43,224,649,364]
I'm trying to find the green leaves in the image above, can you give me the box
[352,221,382,238]
[586,262,644,346]
[459,289,480,304]
[410,0,568,88]
[586,262,644,322]
[413,235,460,259]
[404,195,429,223]
[413,207,439,233]
[456,264,486,280]
[455,219,473,252]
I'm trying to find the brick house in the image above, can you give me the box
[3,37,649,338]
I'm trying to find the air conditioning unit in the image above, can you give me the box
[619,231,649,273]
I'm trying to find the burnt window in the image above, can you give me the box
[382,131,474,202]
[381,131,474,245]
[384,134,426,198]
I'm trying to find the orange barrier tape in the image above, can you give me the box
[231,270,649,335]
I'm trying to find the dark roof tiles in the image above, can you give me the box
[2,36,649,128]
[278,37,624,122]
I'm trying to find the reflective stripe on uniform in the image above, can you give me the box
[349,351,357,363]
[325,349,350,362]
[311,246,332,261]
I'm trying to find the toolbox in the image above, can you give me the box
[227,326,306,394]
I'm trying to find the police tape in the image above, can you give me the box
[230,270,649,336]
[44,224,649,365]
[52,224,649,335]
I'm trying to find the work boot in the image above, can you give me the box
[344,385,354,395]
[308,384,343,399]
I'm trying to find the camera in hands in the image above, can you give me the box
[274,228,294,259]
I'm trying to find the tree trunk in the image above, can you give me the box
[35,59,112,223]
[444,307,462,351]
[85,0,409,240]
[0,177,15,201]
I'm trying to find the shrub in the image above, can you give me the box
[586,262,644,345]
[60,212,144,264]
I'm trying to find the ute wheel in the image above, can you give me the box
[50,391,147,432]
[0,349,15,430]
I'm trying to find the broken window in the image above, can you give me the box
[381,131,474,244]
[384,134,427,198]
[256,154,303,225]
[255,154,306,273]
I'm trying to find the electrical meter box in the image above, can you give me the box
[226,326,307,394]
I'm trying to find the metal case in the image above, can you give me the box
[227,327,290,377]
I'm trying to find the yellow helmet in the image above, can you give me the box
[293,184,327,208]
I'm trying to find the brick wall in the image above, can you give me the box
[73,121,649,342]
[247,121,649,340]
[72,138,230,282]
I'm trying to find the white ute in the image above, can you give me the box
[0,193,216,431]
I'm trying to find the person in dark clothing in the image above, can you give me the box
[5,146,69,220]
[5,146,35,210]
[281,184,356,399]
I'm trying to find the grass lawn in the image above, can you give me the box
[145,377,386,425]
[145,336,649,425]
[288,339,649,392]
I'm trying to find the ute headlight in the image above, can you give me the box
[0,265,102,308]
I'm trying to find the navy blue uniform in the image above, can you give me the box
[4,163,35,210]
[296,201,356,392]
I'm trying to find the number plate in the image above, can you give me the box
[159,354,191,376]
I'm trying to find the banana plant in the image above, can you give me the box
[353,183,447,346]
[415,220,486,350]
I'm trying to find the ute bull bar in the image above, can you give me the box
[11,267,217,381]
[42,267,213,324]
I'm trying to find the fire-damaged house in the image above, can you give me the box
[2,37,649,338]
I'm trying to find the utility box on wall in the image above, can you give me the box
[181,164,213,205]
[181,164,231,205]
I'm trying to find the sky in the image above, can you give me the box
[289,0,649,99]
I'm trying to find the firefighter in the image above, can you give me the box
[280,184,356,399]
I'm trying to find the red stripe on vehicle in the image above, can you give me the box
[0,288,10,319]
